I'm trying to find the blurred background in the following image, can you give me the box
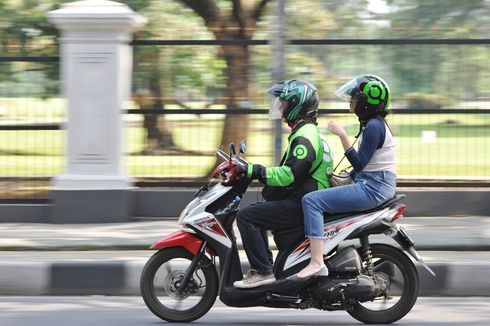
[0,0,489,201]
[0,2,489,320]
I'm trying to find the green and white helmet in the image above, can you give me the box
[335,74,390,120]
[267,80,320,122]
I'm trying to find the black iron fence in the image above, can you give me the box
[0,39,489,200]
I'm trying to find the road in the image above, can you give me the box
[0,297,488,326]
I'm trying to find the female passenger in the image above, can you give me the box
[291,74,397,280]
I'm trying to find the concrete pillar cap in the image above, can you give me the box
[47,0,146,29]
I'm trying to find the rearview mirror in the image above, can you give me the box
[229,143,236,163]
[238,140,247,154]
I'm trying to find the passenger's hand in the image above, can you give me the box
[328,120,347,137]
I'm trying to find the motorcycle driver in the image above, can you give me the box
[232,79,334,288]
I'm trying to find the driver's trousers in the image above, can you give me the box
[236,196,304,275]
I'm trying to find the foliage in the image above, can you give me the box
[379,0,490,99]
[0,0,64,98]
[1,0,489,103]
[0,0,489,179]
[403,92,449,109]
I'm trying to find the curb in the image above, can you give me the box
[0,261,488,296]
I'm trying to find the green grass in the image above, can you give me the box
[0,98,489,179]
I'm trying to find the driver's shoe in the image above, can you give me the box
[233,269,276,288]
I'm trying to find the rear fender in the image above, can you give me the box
[150,230,204,255]
[386,225,436,277]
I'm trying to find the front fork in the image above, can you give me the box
[176,241,208,295]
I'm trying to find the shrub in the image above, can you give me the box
[403,92,449,109]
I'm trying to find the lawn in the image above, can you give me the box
[0,98,489,179]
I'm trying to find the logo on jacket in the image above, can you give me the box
[293,144,307,159]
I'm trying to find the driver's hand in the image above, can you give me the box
[230,161,248,179]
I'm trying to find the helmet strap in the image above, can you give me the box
[356,118,368,138]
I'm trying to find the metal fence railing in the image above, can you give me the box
[128,38,490,188]
[0,56,63,201]
[124,108,490,188]
[1,39,489,200]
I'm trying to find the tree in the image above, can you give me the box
[381,0,489,99]
[0,1,60,97]
[179,0,272,150]
[128,0,227,154]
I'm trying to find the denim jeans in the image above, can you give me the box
[302,171,397,238]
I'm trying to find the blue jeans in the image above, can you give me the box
[302,171,397,238]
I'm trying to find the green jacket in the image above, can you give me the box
[247,121,334,198]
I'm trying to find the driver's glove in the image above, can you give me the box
[230,161,249,179]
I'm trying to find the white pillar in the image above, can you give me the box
[48,0,146,190]
[47,0,145,223]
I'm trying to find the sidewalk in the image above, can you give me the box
[0,215,488,296]
[1,215,489,251]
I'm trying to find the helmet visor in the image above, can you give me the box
[269,96,286,120]
[335,78,360,102]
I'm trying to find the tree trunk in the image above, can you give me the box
[134,48,175,154]
[219,44,250,149]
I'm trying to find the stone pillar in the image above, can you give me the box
[47,0,146,223]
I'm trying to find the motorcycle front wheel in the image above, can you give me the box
[348,243,419,324]
[140,247,219,322]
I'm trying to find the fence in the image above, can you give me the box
[0,56,62,201]
[0,39,489,200]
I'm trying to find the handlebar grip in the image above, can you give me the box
[235,156,249,166]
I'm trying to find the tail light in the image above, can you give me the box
[391,204,407,221]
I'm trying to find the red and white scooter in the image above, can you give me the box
[140,141,435,324]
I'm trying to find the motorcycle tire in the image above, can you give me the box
[140,247,219,322]
[348,243,419,324]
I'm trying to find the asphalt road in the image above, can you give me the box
[0,297,488,326]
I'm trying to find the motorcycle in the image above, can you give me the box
[140,141,435,324]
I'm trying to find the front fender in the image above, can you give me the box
[150,230,203,255]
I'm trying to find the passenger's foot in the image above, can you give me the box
[287,265,328,282]
[233,269,276,288]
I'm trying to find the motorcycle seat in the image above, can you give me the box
[322,194,406,222]
[271,194,405,250]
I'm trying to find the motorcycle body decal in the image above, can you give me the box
[283,209,387,270]
[187,212,232,248]
[285,238,311,269]
[195,217,227,238]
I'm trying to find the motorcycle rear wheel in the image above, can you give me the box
[348,244,419,324]
[140,247,218,322]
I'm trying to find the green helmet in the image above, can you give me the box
[267,80,319,122]
[335,74,390,120]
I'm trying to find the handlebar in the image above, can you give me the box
[215,148,249,165]
[214,147,250,185]
[216,149,230,162]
